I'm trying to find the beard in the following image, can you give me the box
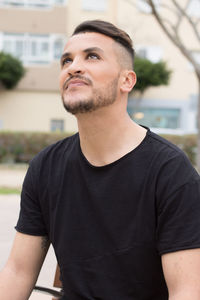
[61,76,119,115]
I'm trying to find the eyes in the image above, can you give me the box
[61,52,100,67]
[87,53,100,60]
[62,57,72,65]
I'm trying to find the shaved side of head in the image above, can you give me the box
[112,41,133,71]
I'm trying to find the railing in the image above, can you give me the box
[33,285,63,298]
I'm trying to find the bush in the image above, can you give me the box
[133,57,171,94]
[0,132,197,166]
[0,52,25,89]
[0,132,72,163]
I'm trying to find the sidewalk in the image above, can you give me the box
[0,163,27,188]
[0,165,58,299]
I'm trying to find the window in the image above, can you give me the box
[187,0,200,17]
[0,33,65,64]
[0,0,67,8]
[81,0,107,11]
[55,0,68,4]
[127,107,181,129]
[136,48,147,59]
[27,0,51,7]
[192,51,200,64]
[137,0,160,13]
[51,119,64,132]
[3,33,25,60]
[188,51,200,70]
[0,0,51,7]
[136,45,162,63]
[54,38,64,59]
[1,0,25,6]
[28,34,50,63]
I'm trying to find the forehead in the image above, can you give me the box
[63,32,115,53]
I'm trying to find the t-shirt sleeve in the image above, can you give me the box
[15,158,48,236]
[156,151,200,255]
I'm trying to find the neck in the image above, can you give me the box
[76,105,147,167]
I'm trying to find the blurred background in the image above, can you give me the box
[0,0,200,297]
[0,0,199,135]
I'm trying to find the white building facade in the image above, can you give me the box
[0,0,199,134]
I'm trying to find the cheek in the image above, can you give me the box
[59,70,67,90]
[103,64,120,78]
[94,68,116,83]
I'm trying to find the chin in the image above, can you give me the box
[63,90,91,102]
[63,97,87,108]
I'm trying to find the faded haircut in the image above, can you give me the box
[72,19,135,70]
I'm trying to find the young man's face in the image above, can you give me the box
[59,32,123,115]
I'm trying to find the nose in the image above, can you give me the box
[67,57,84,76]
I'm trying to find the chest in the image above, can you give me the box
[40,161,158,263]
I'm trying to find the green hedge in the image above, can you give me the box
[0,132,72,163]
[0,132,197,166]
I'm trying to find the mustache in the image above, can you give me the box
[63,75,93,90]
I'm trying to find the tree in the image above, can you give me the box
[133,56,171,94]
[0,52,25,89]
[128,0,200,171]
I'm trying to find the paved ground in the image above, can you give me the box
[0,165,59,299]
[0,163,27,188]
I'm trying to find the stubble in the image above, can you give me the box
[62,76,119,115]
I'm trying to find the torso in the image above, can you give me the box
[17,129,200,299]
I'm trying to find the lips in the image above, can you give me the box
[66,79,88,89]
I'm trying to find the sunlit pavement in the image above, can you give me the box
[0,164,27,188]
[0,166,58,299]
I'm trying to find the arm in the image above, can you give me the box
[0,231,50,300]
[162,248,200,299]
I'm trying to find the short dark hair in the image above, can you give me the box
[72,20,135,67]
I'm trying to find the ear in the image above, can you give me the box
[120,70,137,93]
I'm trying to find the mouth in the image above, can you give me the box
[66,79,89,90]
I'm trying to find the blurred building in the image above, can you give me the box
[0,0,199,134]
[0,0,116,133]
[121,0,200,135]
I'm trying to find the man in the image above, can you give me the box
[0,20,200,300]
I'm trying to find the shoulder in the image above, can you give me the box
[22,133,79,190]
[147,130,197,175]
[146,130,200,204]
[29,132,79,170]
[144,129,199,196]
[147,130,186,158]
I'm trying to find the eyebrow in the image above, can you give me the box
[60,47,104,64]
[83,47,104,54]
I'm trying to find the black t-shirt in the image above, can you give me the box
[16,129,200,300]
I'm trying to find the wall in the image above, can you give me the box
[0,90,77,133]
